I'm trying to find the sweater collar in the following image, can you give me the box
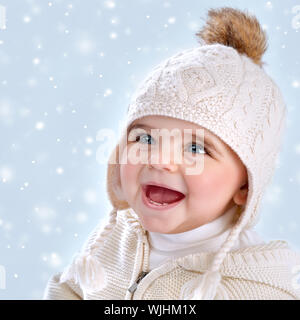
[147,205,238,252]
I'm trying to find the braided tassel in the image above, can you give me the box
[189,270,222,300]
[181,206,245,300]
[181,270,227,300]
[59,250,107,292]
[59,207,118,292]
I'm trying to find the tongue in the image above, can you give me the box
[146,185,185,204]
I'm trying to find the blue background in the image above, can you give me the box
[0,0,299,299]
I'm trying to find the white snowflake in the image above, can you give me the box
[104,88,112,97]
[187,21,200,32]
[23,16,31,23]
[110,32,118,39]
[42,252,63,268]
[32,57,40,65]
[75,211,88,223]
[32,6,41,15]
[262,24,268,30]
[104,1,116,9]
[41,224,52,234]
[56,104,64,114]
[56,167,64,175]
[264,184,282,204]
[3,222,12,231]
[18,107,31,117]
[0,98,14,126]
[124,28,131,36]
[0,166,14,183]
[0,5,6,30]
[49,252,62,267]
[111,17,119,25]
[167,17,176,24]
[265,1,273,10]
[84,148,92,156]
[27,77,37,87]
[295,143,300,154]
[35,121,45,130]
[83,189,98,204]
[76,38,96,55]
[34,206,56,221]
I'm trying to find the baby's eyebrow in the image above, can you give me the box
[127,123,152,133]
[127,123,222,155]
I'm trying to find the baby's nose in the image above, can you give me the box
[148,147,180,172]
[148,160,179,172]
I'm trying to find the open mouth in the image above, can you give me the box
[141,184,186,211]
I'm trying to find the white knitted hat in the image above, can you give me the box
[61,7,287,299]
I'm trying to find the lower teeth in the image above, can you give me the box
[148,198,169,206]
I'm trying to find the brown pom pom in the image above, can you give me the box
[196,7,268,67]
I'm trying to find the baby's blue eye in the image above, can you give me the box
[186,143,206,155]
[136,134,154,144]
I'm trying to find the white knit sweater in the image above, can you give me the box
[43,208,300,300]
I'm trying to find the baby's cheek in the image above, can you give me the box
[186,168,230,198]
[120,163,136,185]
[120,163,141,197]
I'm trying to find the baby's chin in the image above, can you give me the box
[136,214,187,234]
[136,214,175,234]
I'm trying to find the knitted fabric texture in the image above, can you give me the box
[58,8,288,299]
[44,209,300,300]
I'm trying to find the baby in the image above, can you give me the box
[43,7,300,300]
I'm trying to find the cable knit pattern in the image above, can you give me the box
[43,209,300,300]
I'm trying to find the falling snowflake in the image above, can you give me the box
[35,121,45,130]
[0,166,14,183]
[104,1,116,9]
[56,167,64,175]
[83,189,98,204]
[265,1,273,10]
[23,16,31,23]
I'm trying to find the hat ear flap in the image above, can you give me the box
[106,142,130,210]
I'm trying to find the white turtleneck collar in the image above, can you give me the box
[147,204,237,253]
[145,204,265,270]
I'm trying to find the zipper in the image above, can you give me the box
[128,232,149,294]
[128,271,148,293]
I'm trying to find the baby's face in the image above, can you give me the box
[119,115,248,234]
